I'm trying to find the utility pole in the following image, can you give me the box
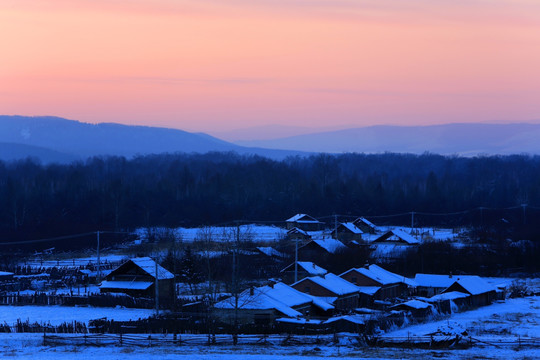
[410,212,415,232]
[334,214,338,240]
[155,257,159,315]
[96,231,101,283]
[233,222,240,345]
[521,204,527,225]
[294,239,298,283]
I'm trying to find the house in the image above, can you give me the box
[297,237,348,262]
[292,273,360,311]
[213,282,333,325]
[340,264,414,300]
[280,261,327,284]
[286,214,323,231]
[373,229,420,245]
[99,257,175,305]
[333,222,363,242]
[442,276,497,307]
[352,217,380,234]
[414,273,479,297]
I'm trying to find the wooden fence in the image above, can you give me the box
[43,333,335,347]
[42,333,540,349]
[0,293,156,309]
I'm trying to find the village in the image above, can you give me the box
[0,213,538,351]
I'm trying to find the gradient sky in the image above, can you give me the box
[1,0,540,133]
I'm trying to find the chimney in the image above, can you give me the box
[449,272,453,278]
[249,286,254,296]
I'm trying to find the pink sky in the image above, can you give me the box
[1,0,539,133]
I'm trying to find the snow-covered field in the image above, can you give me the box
[0,305,154,326]
[0,333,538,359]
[0,297,538,359]
[383,296,540,340]
[134,225,287,243]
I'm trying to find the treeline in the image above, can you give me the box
[1,152,540,247]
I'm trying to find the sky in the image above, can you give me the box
[1,0,540,135]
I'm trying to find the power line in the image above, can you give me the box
[0,230,130,246]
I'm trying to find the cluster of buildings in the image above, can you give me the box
[212,261,498,332]
[285,214,423,263]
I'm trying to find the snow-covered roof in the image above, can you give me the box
[281,261,328,276]
[129,257,175,280]
[100,280,153,291]
[276,318,323,325]
[341,264,414,287]
[309,238,347,254]
[214,281,334,317]
[357,286,381,296]
[324,314,366,325]
[424,291,470,302]
[444,276,496,296]
[262,282,334,312]
[214,285,302,318]
[258,282,313,308]
[295,273,360,296]
[391,299,432,310]
[287,227,310,236]
[286,214,321,224]
[338,222,363,234]
[256,247,286,258]
[308,295,335,311]
[375,229,419,245]
[354,217,379,230]
[414,274,478,288]
[298,261,327,275]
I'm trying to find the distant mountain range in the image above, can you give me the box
[236,123,540,156]
[0,116,303,163]
[2,116,540,164]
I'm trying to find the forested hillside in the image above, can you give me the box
[1,152,540,245]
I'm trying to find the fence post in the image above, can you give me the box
[119,333,123,346]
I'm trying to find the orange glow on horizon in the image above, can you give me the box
[1,1,539,132]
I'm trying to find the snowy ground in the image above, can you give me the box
[0,333,538,359]
[0,297,539,359]
[22,254,128,268]
[383,296,540,340]
[0,305,155,326]
[134,225,287,243]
